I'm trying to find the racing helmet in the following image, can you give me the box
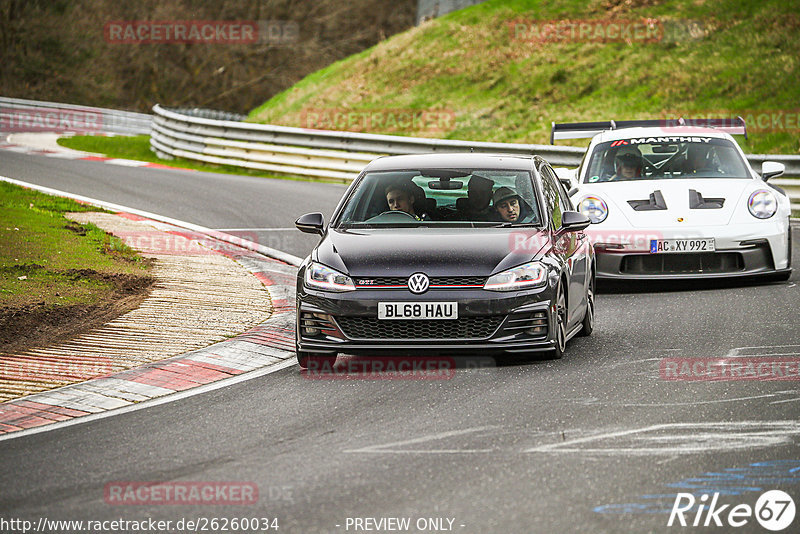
[614,146,643,177]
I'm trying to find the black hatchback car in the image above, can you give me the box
[294,153,595,368]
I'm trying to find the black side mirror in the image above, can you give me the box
[560,210,591,232]
[295,212,325,235]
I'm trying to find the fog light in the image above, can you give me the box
[527,326,546,335]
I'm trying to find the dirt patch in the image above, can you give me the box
[0,272,155,354]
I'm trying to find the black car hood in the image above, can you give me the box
[315,227,550,277]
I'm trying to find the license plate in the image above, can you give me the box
[378,302,458,320]
[650,238,715,254]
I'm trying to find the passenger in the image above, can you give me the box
[683,144,715,175]
[492,186,524,223]
[456,174,495,221]
[385,182,422,220]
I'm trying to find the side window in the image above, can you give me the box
[538,165,562,230]
[549,166,574,211]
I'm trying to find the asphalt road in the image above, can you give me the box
[0,150,346,258]
[1,151,800,533]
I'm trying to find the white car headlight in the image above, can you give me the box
[484,262,548,291]
[304,262,355,292]
[577,196,608,223]
[748,189,777,219]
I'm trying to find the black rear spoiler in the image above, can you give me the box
[550,117,747,144]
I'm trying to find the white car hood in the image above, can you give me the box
[580,179,755,228]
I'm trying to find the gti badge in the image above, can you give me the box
[407,273,430,294]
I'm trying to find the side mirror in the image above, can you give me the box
[761,161,785,181]
[295,212,325,235]
[560,211,591,232]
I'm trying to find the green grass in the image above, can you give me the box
[248,0,800,155]
[57,135,335,182]
[0,182,150,308]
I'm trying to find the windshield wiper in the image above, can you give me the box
[492,222,541,228]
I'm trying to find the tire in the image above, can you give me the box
[578,272,595,337]
[296,351,337,370]
[550,281,567,359]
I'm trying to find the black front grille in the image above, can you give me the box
[336,316,503,340]
[620,253,744,274]
[355,276,485,287]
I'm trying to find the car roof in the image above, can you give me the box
[591,126,735,144]
[363,152,537,172]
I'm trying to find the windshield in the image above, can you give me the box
[335,169,541,228]
[583,136,750,183]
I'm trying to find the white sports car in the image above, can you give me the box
[552,118,792,280]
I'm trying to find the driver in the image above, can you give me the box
[385,182,423,220]
[611,148,643,180]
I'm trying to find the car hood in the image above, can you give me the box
[579,178,755,228]
[314,227,550,277]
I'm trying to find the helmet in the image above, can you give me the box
[614,147,643,177]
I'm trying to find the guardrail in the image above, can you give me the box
[0,96,151,136]
[151,104,800,210]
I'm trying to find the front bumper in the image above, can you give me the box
[590,221,790,279]
[296,286,557,356]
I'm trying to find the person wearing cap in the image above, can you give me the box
[493,186,523,223]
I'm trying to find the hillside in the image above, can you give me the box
[0,0,415,113]
[249,0,800,154]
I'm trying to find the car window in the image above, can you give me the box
[542,164,573,211]
[584,137,750,183]
[335,169,542,227]
[539,166,562,230]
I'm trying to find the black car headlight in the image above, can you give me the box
[484,261,548,291]
[304,262,355,292]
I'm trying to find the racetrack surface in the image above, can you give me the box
[1,151,799,533]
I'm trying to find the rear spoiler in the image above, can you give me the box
[550,117,747,144]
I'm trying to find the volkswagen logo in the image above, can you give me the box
[407,273,430,294]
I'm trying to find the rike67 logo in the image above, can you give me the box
[668,490,795,530]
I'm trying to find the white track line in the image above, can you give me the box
[0,360,295,443]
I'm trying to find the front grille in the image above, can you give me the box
[620,253,744,274]
[501,311,549,339]
[355,276,485,288]
[336,316,503,340]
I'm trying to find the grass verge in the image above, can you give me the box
[0,181,154,352]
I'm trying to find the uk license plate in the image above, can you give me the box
[378,302,458,320]
[650,238,715,254]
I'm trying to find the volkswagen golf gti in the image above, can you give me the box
[294,153,595,368]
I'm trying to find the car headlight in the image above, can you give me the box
[577,196,608,223]
[748,189,777,219]
[484,261,548,291]
[304,262,355,292]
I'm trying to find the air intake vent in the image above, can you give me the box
[628,190,667,211]
[689,189,725,209]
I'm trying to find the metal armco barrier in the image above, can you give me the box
[151,104,800,209]
[150,104,586,182]
[0,97,151,135]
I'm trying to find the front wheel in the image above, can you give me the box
[578,272,595,337]
[550,282,567,359]
[296,351,337,370]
